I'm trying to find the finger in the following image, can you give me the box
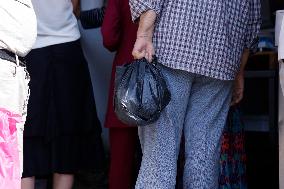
[148,52,154,63]
[151,46,155,56]
[230,94,236,106]
[230,92,238,106]
[234,97,241,105]
[230,99,236,106]
[149,54,153,63]
[233,92,243,105]
[149,54,152,62]
[145,52,150,62]
[148,46,155,63]
[132,49,145,59]
[235,94,243,104]
[132,50,140,59]
[148,49,154,62]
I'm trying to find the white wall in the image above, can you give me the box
[79,0,115,150]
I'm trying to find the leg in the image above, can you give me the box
[183,75,233,189]
[109,128,138,189]
[53,173,74,189]
[135,66,193,189]
[21,177,35,189]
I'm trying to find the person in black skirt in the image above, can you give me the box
[21,0,105,189]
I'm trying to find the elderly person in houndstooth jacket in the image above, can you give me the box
[129,0,261,188]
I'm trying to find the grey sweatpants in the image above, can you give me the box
[135,65,233,189]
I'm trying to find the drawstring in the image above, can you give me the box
[14,53,30,80]
[13,54,20,76]
[15,54,20,67]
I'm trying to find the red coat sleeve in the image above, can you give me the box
[101,0,121,52]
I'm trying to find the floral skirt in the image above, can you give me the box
[219,107,247,189]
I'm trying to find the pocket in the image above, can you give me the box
[0,61,17,81]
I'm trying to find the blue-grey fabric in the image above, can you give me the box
[129,0,261,80]
[135,65,233,189]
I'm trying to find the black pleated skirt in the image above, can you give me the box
[22,40,105,177]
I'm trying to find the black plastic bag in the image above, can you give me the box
[114,57,171,126]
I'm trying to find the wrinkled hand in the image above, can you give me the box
[132,36,155,62]
[231,72,244,106]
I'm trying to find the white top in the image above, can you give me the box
[31,0,80,49]
[0,0,37,57]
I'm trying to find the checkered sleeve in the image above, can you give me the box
[129,0,164,22]
[244,0,261,51]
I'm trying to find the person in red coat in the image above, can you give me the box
[101,0,140,189]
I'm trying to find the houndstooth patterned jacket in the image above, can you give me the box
[129,0,261,80]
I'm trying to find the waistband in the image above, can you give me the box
[0,49,26,67]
